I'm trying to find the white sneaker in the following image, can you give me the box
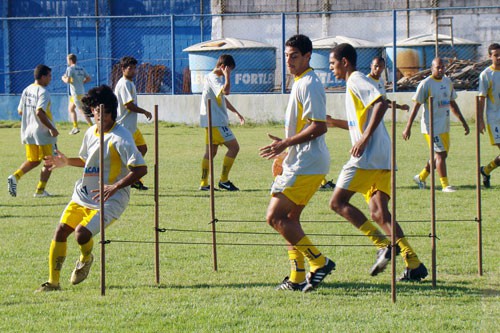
[69,127,80,135]
[33,190,52,197]
[413,174,426,189]
[7,175,17,197]
[442,186,457,193]
[70,254,94,285]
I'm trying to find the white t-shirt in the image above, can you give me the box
[72,123,146,218]
[65,65,89,96]
[366,74,387,97]
[200,72,229,128]
[413,75,457,135]
[478,66,500,124]
[344,71,391,170]
[115,77,138,133]
[18,83,56,145]
[282,68,330,175]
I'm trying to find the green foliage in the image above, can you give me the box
[0,122,498,332]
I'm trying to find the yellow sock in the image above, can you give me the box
[419,168,430,181]
[288,249,306,283]
[396,237,421,269]
[359,220,391,249]
[320,178,327,186]
[48,240,67,285]
[483,159,499,175]
[294,236,326,272]
[13,169,24,181]
[72,121,78,128]
[220,156,235,183]
[200,158,209,187]
[440,177,449,189]
[36,181,47,194]
[79,238,94,262]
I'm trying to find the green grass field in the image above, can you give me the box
[0,121,498,332]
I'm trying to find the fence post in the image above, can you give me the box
[171,14,176,95]
[281,12,286,94]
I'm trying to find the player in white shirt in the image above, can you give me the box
[478,43,500,188]
[35,85,147,292]
[62,54,92,134]
[260,35,334,292]
[328,43,427,282]
[403,58,469,192]
[199,54,245,191]
[114,56,152,190]
[7,64,59,198]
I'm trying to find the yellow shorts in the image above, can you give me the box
[25,143,55,162]
[60,201,116,236]
[271,173,324,206]
[205,126,236,145]
[336,167,391,203]
[424,132,450,153]
[133,128,147,147]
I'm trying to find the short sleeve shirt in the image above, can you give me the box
[19,83,56,145]
[115,77,138,133]
[200,72,229,128]
[366,74,387,97]
[478,66,500,124]
[65,65,89,96]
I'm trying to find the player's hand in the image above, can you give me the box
[221,65,232,77]
[144,111,152,121]
[400,104,410,112]
[91,184,119,203]
[478,120,486,134]
[238,113,245,125]
[44,150,68,170]
[463,122,470,135]
[402,127,411,140]
[49,128,59,137]
[350,138,367,158]
[259,133,284,159]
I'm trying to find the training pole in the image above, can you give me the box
[154,105,160,284]
[99,104,106,296]
[390,100,397,303]
[475,96,483,276]
[429,97,437,288]
[207,99,218,271]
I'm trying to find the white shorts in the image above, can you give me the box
[487,122,500,145]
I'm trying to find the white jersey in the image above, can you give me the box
[65,65,89,96]
[72,123,145,218]
[115,77,138,133]
[344,71,391,170]
[18,83,56,146]
[366,74,387,97]
[282,68,330,175]
[200,72,229,128]
[478,66,500,124]
[413,75,457,135]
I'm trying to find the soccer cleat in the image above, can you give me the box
[413,174,426,189]
[398,263,428,282]
[480,166,491,188]
[369,244,401,276]
[33,190,52,198]
[34,282,61,293]
[69,127,80,135]
[320,180,336,191]
[442,185,457,193]
[131,181,149,191]
[199,185,218,191]
[218,180,239,191]
[275,276,306,291]
[7,175,17,197]
[70,254,94,285]
[302,257,335,293]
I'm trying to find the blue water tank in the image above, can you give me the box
[311,36,383,89]
[183,38,276,93]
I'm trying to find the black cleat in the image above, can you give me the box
[131,181,149,191]
[218,180,239,191]
[319,180,336,191]
[303,258,335,292]
[398,263,428,282]
[370,244,401,276]
[275,276,306,291]
[480,166,491,188]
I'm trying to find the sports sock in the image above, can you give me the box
[287,249,306,283]
[48,240,67,285]
[359,220,391,249]
[220,156,235,183]
[294,236,326,272]
[440,177,449,189]
[483,159,499,175]
[200,158,209,187]
[79,238,94,262]
[419,168,430,181]
[396,237,421,269]
[320,178,327,186]
[35,181,47,194]
[72,121,78,128]
[13,169,24,181]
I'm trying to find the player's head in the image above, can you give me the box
[370,56,386,78]
[329,43,356,80]
[120,56,138,79]
[285,34,312,76]
[67,54,77,65]
[487,43,500,67]
[81,85,118,121]
[216,54,236,70]
[34,64,52,86]
[431,57,445,79]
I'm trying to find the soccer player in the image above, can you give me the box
[478,43,500,188]
[7,64,58,198]
[114,56,152,190]
[35,85,147,292]
[260,34,335,292]
[328,43,427,281]
[62,53,92,134]
[199,54,245,191]
[403,57,470,192]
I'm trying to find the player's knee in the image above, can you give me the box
[329,196,343,213]
[75,226,92,245]
[54,223,73,242]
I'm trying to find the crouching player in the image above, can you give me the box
[35,85,147,292]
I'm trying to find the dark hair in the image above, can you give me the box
[215,54,236,68]
[81,85,118,121]
[34,64,51,80]
[120,56,138,69]
[331,43,357,67]
[372,56,386,64]
[285,34,313,55]
[488,43,500,55]
[67,53,77,63]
